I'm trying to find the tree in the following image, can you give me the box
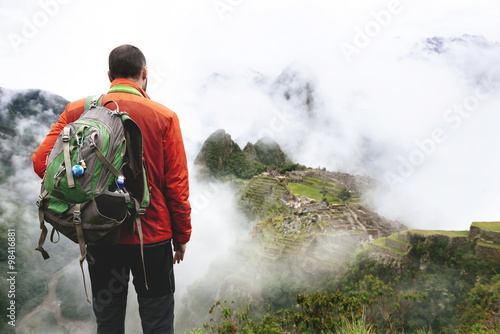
[320,188,328,204]
[338,187,352,203]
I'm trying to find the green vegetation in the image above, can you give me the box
[0,88,71,332]
[478,241,500,250]
[279,163,307,174]
[249,138,290,167]
[388,233,411,245]
[288,182,344,204]
[458,274,500,333]
[288,182,326,201]
[241,177,288,218]
[337,187,352,203]
[0,203,78,330]
[197,136,267,179]
[371,237,408,255]
[410,229,469,237]
[472,222,500,232]
[187,275,426,334]
[287,175,359,206]
[195,130,292,180]
[182,232,500,334]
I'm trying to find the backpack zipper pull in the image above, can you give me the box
[54,165,66,179]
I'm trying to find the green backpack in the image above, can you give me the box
[36,92,150,301]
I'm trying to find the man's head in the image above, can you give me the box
[108,44,148,91]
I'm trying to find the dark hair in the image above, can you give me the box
[108,45,146,80]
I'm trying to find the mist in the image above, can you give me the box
[177,33,500,235]
[175,173,250,297]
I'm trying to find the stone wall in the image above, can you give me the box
[450,235,469,246]
[475,242,500,261]
[470,225,500,243]
[368,243,405,267]
[407,232,467,248]
[385,237,411,252]
[398,232,410,243]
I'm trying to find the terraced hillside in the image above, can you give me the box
[241,176,289,217]
[241,171,406,271]
[241,170,366,218]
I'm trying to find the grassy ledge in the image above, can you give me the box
[472,222,500,232]
[409,229,469,237]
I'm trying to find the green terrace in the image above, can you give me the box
[389,233,412,246]
[409,230,469,237]
[371,236,408,256]
[301,176,340,190]
[478,240,500,250]
[472,221,500,232]
[242,176,288,218]
[287,176,358,205]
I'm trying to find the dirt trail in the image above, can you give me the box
[16,261,95,334]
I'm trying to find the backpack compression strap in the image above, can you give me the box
[35,189,50,260]
[84,98,124,179]
[62,127,75,189]
[73,203,91,303]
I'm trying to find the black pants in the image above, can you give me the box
[87,239,175,334]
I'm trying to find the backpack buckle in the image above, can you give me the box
[88,100,98,109]
[73,209,81,224]
[62,127,70,142]
[36,189,49,208]
[137,208,146,216]
[36,196,43,208]
[88,95,103,109]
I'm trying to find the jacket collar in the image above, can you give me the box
[109,78,150,100]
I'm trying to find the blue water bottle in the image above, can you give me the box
[116,175,125,193]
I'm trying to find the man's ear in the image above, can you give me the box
[108,71,113,83]
[142,67,148,80]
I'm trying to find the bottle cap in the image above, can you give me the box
[117,175,125,188]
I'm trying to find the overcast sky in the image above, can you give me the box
[3,0,500,223]
[3,0,500,300]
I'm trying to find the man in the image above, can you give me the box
[32,44,191,333]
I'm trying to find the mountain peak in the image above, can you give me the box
[195,130,290,179]
[414,34,499,55]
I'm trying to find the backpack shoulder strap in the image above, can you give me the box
[121,114,150,210]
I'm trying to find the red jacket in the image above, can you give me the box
[32,79,191,245]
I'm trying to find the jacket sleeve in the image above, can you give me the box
[163,113,192,244]
[32,106,70,178]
